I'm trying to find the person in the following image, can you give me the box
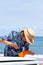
[0,27,34,57]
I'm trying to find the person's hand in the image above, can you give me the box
[11,42,19,49]
[0,38,19,49]
[29,50,35,55]
[32,51,35,55]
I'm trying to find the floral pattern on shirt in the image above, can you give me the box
[2,31,29,56]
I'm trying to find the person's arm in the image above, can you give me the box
[0,38,19,49]
[18,42,34,57]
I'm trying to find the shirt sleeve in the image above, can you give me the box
[0,35,7,40]
[7,31,19,42]
[0,31,18,42]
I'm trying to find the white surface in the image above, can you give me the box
[0,61,43,65]
[0,54,4,57]
[0,54,43,65]
[0,54,43,61]
[0,57,37,61]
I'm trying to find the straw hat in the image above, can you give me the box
[23,27,34,44]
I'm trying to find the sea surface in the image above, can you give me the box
[0,37,43,55]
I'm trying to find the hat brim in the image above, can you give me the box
[24,29,34,44]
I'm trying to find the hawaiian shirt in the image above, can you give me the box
[1,31,29,56]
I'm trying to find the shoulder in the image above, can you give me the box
[11,31,20,36]
[7,31,20,38]
[10,31,21,39]
[7,31,20,41]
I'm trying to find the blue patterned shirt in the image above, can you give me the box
[2,31,29,56]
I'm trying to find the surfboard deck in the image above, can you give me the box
[0,54,43,62]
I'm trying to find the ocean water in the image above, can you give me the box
[0,37,43,55]
[30,37,43,55]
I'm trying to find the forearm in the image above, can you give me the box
[0,38,18,49]
[27,50,35,55]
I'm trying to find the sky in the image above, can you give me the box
[0,0,43,36]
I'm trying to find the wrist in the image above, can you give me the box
[0,38,3,42]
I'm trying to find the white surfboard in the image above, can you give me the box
[0,54,43,65]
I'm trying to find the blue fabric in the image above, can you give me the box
[3,31,29,56]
